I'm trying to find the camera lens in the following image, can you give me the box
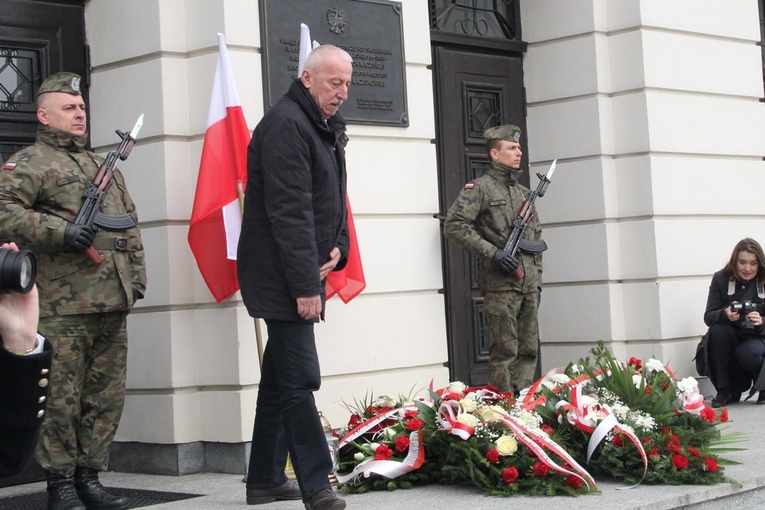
[0,247,37,294]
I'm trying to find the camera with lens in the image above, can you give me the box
[732,300,759,330]
[0,247,36,294]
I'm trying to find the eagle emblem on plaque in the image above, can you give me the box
[326,7,346,34]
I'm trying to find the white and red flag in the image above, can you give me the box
[188,33,250,302]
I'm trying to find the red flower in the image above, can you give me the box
[374,444,393,460]
[532,462,549,477]
[564,475,583,489]
[644,385,653,394]
[628,357,643,372]
[348,414,362,427]
[442,393,461,401]
[486,448,500,464]
[394,435,410,453]
[667,442,681,454]
[687,447,701,458]
[661,426,671,436]
[720,409,729,422]
[502,466,519,483]
[668,434,681,445]
[612,434,623,447]
[700,407,717,423]
[671,453,690,470]
[404,410,418,419]
[648,448,660,459]
[406,418,425,431]
[704,457,719,472]
[540,424,554,437]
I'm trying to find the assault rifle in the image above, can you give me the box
[502,159,556,279]
[74,114,144,264]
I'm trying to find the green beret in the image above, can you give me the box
[483,124,521,143]
[37,72,82,96]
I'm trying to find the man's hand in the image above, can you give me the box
[319,247,342,280]
[63,222,95,251]
[297,295,322,320]
[491,248,519,274]
[0,243,39,353]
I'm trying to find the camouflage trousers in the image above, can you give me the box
[483,289,539,393]
[36,312,128,477]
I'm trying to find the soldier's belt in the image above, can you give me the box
[92,236,130,251]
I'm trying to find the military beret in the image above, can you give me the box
[483,124,521,143]
[37,72,82,96]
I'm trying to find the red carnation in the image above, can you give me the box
[406,418,425,431]
[348,414,362,427]
[374,444,393,460]
[532,462,549,477]
[648,448,660,459]
[502,466,519,483]
[687,447,701,458]
[667,442,681,454]
[700,407,717,423]
[394,435,410,453]
[644,385,653,394]
[671,453,690,470]
[486,448,500,464]
[404,410,419,419]
[719,409,729,422]
[540,424,554,437]
[612,434,623,447]
[564,475,583,489]
[628,357,643,372]
[668,434,681,445]
[704,457,719,472]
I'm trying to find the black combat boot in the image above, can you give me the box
[45,472,87,510]
[73,467,129,510]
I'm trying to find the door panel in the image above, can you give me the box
[434,47,526,386]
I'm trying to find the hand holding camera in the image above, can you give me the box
[730,300,762,330]
[0,243,39,354]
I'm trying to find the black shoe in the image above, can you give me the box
[729,392,742,404]
[74,467,129,510]
[757,391,765,405]
[711,393,729,408]
[305,489,346,510]
[45,473,87,510]
[246,480,302,505]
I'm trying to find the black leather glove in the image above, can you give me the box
[490,249,519,274]
[63,222,95,251]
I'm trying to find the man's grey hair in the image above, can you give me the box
[304,45,353,73]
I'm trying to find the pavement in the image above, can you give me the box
[1,398,762,510]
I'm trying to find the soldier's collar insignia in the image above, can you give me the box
[464,183,475,189]
[3,162,17,171]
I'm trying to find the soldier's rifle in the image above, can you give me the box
[73,114,144,264]
[502,159,556,279]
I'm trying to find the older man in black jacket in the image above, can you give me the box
[237,44,352,510]
[0,243,52,478]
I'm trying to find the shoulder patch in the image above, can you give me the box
[3,162,17,171]
[464,183,475,190]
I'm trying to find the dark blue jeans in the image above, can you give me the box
[246,319,332,500]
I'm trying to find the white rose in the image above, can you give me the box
[676,377,698,396]
[447,381,467,395]
[459,398,477,413]
[456,413,479,428]
[550,373,571,385]
[495,435,518,456]
[374,395,397,408]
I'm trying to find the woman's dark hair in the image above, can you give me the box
[723,238,765,282]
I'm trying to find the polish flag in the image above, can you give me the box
[188,33,250,302]
[298,23,366,303]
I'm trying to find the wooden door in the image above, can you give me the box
[434,46,527,386]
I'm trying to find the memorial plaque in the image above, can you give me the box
[260,0,409,126]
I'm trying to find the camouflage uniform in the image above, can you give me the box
[444,125,543,393]
[0,74,146,478]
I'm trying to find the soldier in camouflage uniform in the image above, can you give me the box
[444,124,544,394]
[0,72,146,510]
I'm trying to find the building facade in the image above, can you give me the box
[1,0,763,474]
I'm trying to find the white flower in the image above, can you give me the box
[456,413,479,428]
[676,377,698,396]
[632,374,643,388]
[373,395,397,408]
[542,380,556,390]
[495,435,518,456]
[570,364,583,375]
[513,409,541,429]
[645,358,664,373]
[369,442,380,451]
[550,373,571,384]
[611,402,630,421]
[354,452,365,461]
[459,397,477,413]
[447,381,467,395]
[631,411,657,432]
[580,394,598,407]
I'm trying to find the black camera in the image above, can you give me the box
[0,247,36,294]
[732,300,759,330]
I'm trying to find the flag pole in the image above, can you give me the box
[238,181,265,370]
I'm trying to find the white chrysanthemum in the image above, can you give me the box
[676,377,698,396]
[447,381,467,394]
[645,358,664,373]
[611,402,630,421]
[495,435,518,456]
[630,412,656,432]
[456,412,479,428]
[459,397,477,413]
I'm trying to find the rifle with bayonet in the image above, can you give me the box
[74,114,144,264]
[498,159,556,279]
